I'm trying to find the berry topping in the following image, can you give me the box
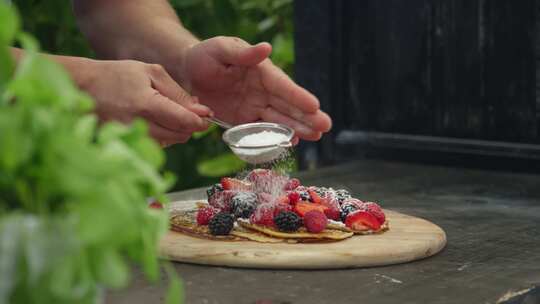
[220,177,251,191]
[324,207,341,221]
[148,201,163,209]
[247,169,287,193]
[308,189,322,204]
[208,190,237,212]
[196,206,218,225]
[206,183,223,199]
[287,191,301,204]
[250,204,275,227]
[340,203,359,222]
[361,201,385,224]
[274,211,302,232]
[231,192,257,219]
[335,189,352,203]
[293,201,329,217]
[208,213,235,235]
[273,202,293,216]
[284,178,301,191]
[345,210,381,231]
[303,210,328,233]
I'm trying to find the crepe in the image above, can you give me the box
[170,210,286,243]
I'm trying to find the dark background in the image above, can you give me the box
[294,0,540,172]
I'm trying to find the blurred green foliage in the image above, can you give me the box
[13,0,295,191]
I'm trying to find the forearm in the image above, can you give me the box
[10,47,96,92]
[72,0,198,86]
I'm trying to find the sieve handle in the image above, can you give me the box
[205,117,233,129]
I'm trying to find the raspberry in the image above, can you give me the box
[208,213,235,235]
[287,191,301,204]
[361,201,385,224]
[324,208,341,221]
[196,206,218,225]
[208,190,236,212]
[231,192,257,219]
[284,178,301,191]
[148,201,163,209]
[304,210,328,233]
[274,211,302,232]
[250,204,275,227]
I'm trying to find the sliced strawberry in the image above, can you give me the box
[362,201,386,224]
[284,178,301,191]
[220,177,251,191]
[293,201,329,217]
[148,201,163,209]
[308,189,322,204]
[287,191,301,204]
[345,210,381,231]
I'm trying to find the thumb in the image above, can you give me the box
[208,37,271,66]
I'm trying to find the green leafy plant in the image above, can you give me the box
[0,3,180,304]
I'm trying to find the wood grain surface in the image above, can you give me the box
[159,200,447,269]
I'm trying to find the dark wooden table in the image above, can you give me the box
[106,159,540,304]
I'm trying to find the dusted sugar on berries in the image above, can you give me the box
[209,213,235,235]
[231,192,257,219]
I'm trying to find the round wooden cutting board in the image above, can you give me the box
[160,200,447,269]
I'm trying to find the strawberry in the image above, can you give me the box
[220,177,251,191]
[345,210,381,231]
[208,190,236,212]
[250,204,275,227]
[148,201,163,209]
[287,191,301,204]
[304,210,328,233]
[361,201,385,224]
[196,206,218,225]
[293,201,329,217]
[308,189,322,204]
[284,178,301,191]
[247,169,287,193]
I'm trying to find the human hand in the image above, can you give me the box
[177,36,332,141]
[82,60,211,146]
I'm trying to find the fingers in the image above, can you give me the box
[141,90,209,134]
[267,95,332,133]
[147,121,192,146]
[261,61,321,115]
[147,64,212,117]
[260,106,325,141]
[206,36,272,67]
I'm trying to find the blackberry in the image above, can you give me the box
[297,190,310,202]
[231,192,257,218]
[340,202,359,222]
[274,211,302,232]
[208,213,234,235]
[206,183,223,199]
[312,186,329,197]
[335,189,352,204]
